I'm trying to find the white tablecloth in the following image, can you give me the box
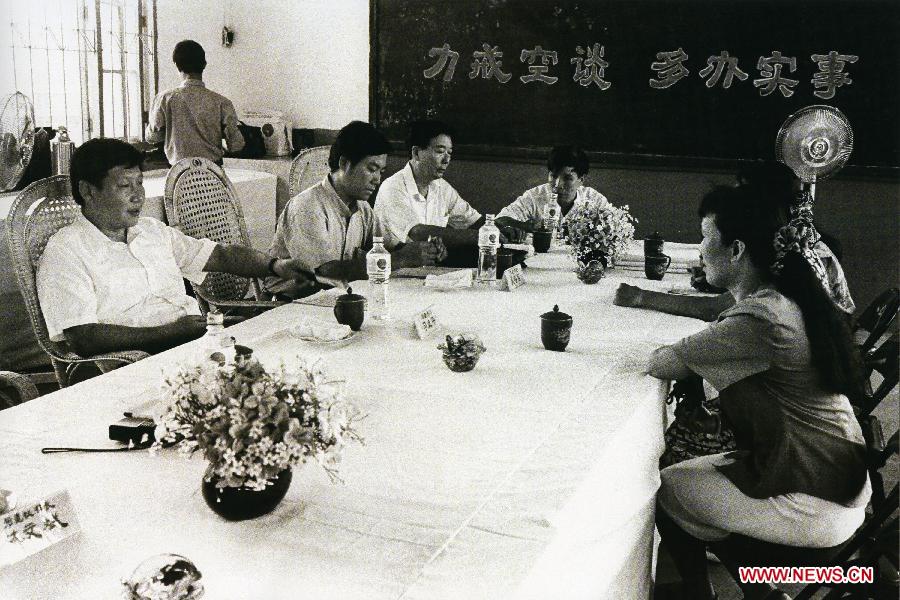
[0,251,705,599]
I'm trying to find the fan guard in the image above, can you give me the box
[775,105,853,184]
[0,91,36,192]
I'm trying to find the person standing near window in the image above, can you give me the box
[146,40,244,166]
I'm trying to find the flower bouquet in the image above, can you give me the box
[560,198,637,280]
[153,349,361,518]
[438,333,486,372]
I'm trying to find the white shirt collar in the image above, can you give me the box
[73,212,146,245]
[401,162,431,203]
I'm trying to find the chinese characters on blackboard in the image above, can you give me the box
[424,44,858,99]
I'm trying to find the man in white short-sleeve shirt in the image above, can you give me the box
[37,138,314,356]
[265,121,444,296]
[374,120,485,253]
[496,145,609,242]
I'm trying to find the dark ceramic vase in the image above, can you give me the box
[202,469,292,521]
[532,230,553,253]
[576,259,606,284]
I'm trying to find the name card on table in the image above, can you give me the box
[502,264,526,291]
[1,490,81,567]
[413,305,441,339]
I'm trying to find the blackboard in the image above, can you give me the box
[371,0,900,170]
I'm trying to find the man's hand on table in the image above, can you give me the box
[393,237,447,267]
[169,314,208,339]
[272,258,318,294]
[613,283,643,308]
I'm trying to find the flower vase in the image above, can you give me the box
[201,469,292,521]
[576,259,606,284]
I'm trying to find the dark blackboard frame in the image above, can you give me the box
[370,0,899,180]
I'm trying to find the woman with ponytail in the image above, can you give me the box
[647,181,869,600]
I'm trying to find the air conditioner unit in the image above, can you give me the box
[240,110,293,157]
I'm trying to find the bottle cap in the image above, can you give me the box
[373,236,383,243]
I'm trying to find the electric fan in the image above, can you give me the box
[774,104,853,200]
[0,91,36,192]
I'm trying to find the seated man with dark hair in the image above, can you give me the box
[496,145,610,241]
[374,120,491,258]
[265,121,445,296]
[37,138,314,356]
[146,39,244,165]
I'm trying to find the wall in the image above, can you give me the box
[156,1,897,314]
[155,0,369,128]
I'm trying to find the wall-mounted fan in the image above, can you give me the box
[0,92,36,192]
[774,104,853,200]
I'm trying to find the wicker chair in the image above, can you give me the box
[288,145,331,198]
[0,370,39,409]
[5,176,149,387]
[163,157,282,315]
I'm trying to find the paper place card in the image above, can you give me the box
[502,264,526,291]
[1,490,81,567]
[413,305,440,339]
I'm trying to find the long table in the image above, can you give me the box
[0,251,705,599]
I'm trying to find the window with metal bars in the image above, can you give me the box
[0,0,158,145]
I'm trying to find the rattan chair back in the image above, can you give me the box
[288,145,331,198]
[5,176,82,361]
[164,157,262,308]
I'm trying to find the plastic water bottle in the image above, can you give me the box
[366,236,391,320]
[543,195,560,246]
[199,309,234,365]
[51,125,74,175]
[477,214,501,282]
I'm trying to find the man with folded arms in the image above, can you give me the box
[374,119,494,264]
[37,138,314,356]
[265,121,445,297]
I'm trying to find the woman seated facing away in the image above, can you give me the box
[647,182,870,600]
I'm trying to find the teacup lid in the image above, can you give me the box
[540,304,572,321]
[335,286,366,303]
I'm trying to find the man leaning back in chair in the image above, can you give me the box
[36,138,315,356]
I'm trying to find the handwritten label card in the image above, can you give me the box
[1,490,81,567]
[502,264,526,291]
[413,305,440,339]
